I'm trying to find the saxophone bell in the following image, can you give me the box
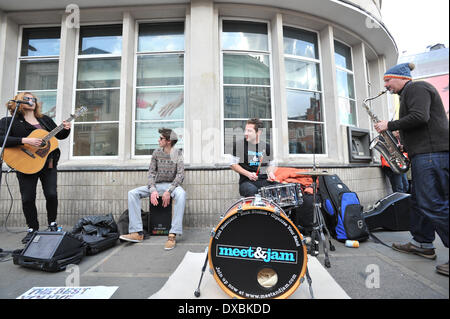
[362,90,410,174]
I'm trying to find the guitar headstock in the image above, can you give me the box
[70,106,88,120]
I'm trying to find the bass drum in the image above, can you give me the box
[208,196,307,299]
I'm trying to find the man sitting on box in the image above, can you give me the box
[120,128,185,250]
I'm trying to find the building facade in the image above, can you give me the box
[0,0,397,228]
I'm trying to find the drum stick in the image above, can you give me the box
[256,154,263,176]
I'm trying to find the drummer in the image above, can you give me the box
[227,118,278,197]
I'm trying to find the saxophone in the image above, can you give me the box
[362,90,410,174]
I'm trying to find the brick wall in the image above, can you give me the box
[0,167,390,229]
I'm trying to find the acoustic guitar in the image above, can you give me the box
[3,106,87,174]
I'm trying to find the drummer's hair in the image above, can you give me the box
[247,118,263,132]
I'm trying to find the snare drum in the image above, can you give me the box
[258,183,303,208]
[208,196,307,299]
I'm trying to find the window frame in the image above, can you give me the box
[70,21,124,160]
[334,39,358,127]
[219,17,275,157]
[283,24,328,157]
[132,18,186,158]
[15,25,61,120]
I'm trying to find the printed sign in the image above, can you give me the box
[17,286,118,299]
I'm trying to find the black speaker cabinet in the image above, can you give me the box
[13,231,85,272]
[363,192,411,231]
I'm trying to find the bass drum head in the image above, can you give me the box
[209,203,307,299]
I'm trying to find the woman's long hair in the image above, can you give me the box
[5,92,44,118]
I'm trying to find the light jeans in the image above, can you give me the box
[127,183,186,235]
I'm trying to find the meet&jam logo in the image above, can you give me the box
[216,244,298,264]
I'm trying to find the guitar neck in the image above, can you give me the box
[43,116,74,142]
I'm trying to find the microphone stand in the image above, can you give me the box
[0,101,20,198]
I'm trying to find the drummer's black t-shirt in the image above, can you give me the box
[231,137,273,184]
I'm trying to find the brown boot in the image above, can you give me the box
[436,261,449,276]
[392,242,436,260]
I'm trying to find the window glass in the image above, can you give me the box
[21,27,60,57]
[223,54,270,85]
[79,24,122,55]
[18,60,59,91]
[288,122,324,154]
[334,41,352,70]
[76,58,121,89]
[75,90,120,122]
[286,90,322,122]
[73,123,119,156]
[283,27,318,59]
[285,59,321,91]
[136,55,184,87]
[135,121,184,156]
[138,22,184,52]
[135,87,184,121]
[135,22,185,156]
[222,20,268,51]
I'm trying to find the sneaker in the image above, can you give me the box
[392,242,436,260]
[436,261,449,276]
[119,232,144,243]
[47,222,58,232]
[164,234,176,250]
[22,228,36,244]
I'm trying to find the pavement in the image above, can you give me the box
[0,226,448,300]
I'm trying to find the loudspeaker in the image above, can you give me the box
[149,197,172,236]
[363,192,411,231]
[13,231,85,272]
[22,232,83,259]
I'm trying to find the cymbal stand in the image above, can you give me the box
[309,173,333,268]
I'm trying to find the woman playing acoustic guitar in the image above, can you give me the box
[0,92,71,244]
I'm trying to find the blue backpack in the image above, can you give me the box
[319,174,369,242]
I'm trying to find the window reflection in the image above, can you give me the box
[135,22,185,156]
[285,59,320,91]
[222,20,268,51]
[77,58,121,89]
[135,121,184,155]
[283,27,318,59]
[136,87,184,121]
[138,22,184,52]
[136,55,184,87]
[73,123,119,156]
[21,27,60,57]
[288,122,324,154]
[286,90,321,122]
[79,25,122,55]
[18,60,59,91]
[223,54,270,85]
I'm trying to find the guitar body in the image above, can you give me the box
[3,129,59,174]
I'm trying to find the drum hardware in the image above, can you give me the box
[194,196,314,299]
[297,170,335,268]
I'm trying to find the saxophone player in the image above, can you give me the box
[374,62,449,276]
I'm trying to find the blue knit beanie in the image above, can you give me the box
[384,62,415,80]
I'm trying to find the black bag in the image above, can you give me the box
[13,232,85,272]
[70,214,119,255]
[116,209,151,239]
[293,193,315,236]
[319,174,369,242]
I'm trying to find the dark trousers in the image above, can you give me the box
[381,166,409,193]
[239,179,276,197]
[16,166,58,230]
[410,152,449,248]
